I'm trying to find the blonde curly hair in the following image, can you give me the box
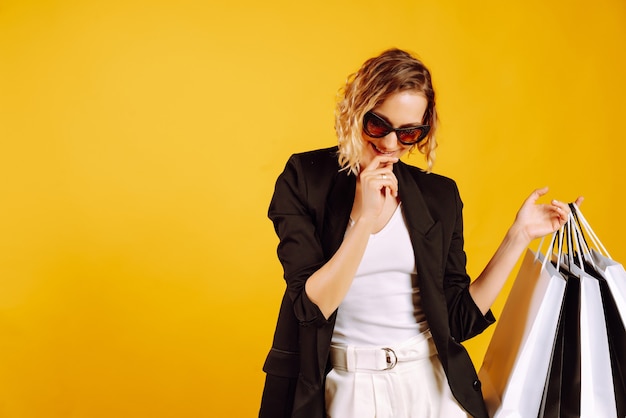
[335,48,438,175]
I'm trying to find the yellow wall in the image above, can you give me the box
[1,0,625,416]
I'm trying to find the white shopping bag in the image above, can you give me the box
[569,263,616,417]
[569,205,622,417]
[479,240,567,418]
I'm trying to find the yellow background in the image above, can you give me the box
[1,0,625,416]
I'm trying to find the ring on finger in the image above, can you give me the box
[380,174,387,180]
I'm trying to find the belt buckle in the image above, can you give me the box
[382,347,398,370]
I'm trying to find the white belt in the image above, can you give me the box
[330,332,436,372]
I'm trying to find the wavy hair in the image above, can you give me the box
[335,48,438,175]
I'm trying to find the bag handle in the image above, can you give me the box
[569,204,597,271]
[565,214,577,270]
[571,202,612,259]
[539,221,564,272]
[557,212,586,275]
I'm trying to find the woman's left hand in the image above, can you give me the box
[513,187,584,243]
[470,187,584,314]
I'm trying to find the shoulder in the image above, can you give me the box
[271,146,344,208]
[278,146,342,191]
[286,146,341,174]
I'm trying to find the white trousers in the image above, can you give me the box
[325,331,470,418]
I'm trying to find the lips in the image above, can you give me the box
[371,142,397,156]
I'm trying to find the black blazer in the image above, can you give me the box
[260,147,494,418]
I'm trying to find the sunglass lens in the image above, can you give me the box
[397,128,426,144]
[364,113,390,137]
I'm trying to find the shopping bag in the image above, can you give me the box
[570,204,626,324]
[538,270,581,418]
[539,215,617,417]
[578,265,616,417]
[572,204,626,416]
[597,276,626,417]
[572,204,626,324]
[587,249,626,416]
[479,233,567,418]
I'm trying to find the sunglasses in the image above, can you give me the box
[362,111,430,145]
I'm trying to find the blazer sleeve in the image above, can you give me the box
[443,181,495,342]
[268,154,334,328]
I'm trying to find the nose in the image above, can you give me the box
[381,131,400,148]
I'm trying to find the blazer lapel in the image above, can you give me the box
[321,170,355,257]
[394,163,436,235]
[394,163,444,295]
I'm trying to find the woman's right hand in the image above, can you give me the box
[358,156,399,222]
[305,155,400,318]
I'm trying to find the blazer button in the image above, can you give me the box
[472,379,481,391]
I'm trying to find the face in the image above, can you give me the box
[360,90,428,168]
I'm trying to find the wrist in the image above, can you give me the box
[352,214,375,229]
[505,224,532,249]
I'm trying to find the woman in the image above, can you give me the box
[259,48,580,418]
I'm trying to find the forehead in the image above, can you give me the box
[373,91,428,125]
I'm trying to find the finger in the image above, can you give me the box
[365,170,396,184]
[574,196,584,207]
[550,200,570,224]
[551,201,567,215]
[551,199,569,212]
[525,187,549,206]
[377,174,398,197]
[360,166,397,193]
[362,156,399,172]
[362,171,398,198]
[387,181,398,197]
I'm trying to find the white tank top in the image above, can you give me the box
[332,203,429,347]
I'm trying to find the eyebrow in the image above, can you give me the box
[371,111,424,129]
